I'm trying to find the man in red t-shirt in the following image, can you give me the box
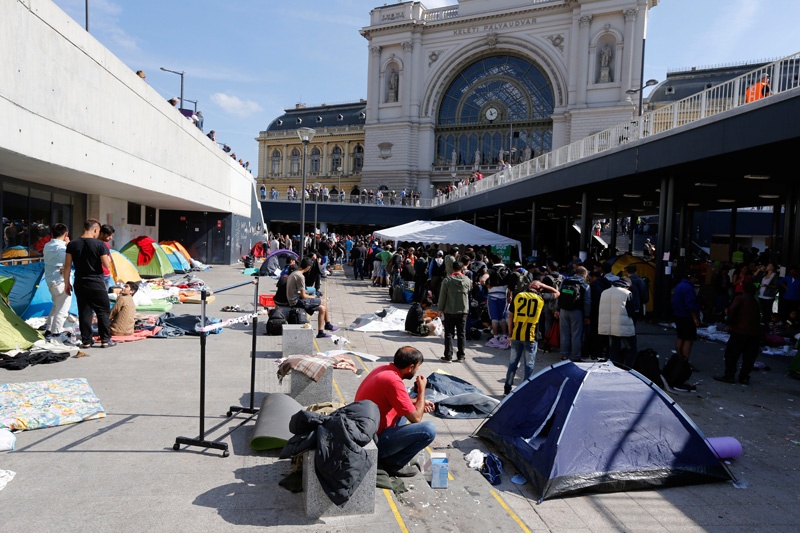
[354,346,436,476]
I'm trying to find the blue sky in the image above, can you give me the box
[52,0,800,174]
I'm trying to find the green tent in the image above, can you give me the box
[119,241,175,279]
[0,275,42,352]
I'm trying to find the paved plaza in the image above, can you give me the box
[1,264,799,532]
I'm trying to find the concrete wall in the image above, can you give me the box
[0,0,254,219]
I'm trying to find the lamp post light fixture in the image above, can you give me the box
[160,67,185,110]
[626,78,659,116]
[297,127,316,255]
[184,98,198,113]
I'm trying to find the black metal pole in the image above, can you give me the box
[173,288,229,456]
[300,141,308,255]
[638,37,647,116]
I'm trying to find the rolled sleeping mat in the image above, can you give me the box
[250,393,304,451]
[705,436,743,460]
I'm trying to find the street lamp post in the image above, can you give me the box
[337,166,343,202]
[626,78,659,116]
[184,98,198,113]
[160,67,185,110]
[297,127,316,256]
[313,182,322,235]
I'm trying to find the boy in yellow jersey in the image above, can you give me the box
[505,280,560,395]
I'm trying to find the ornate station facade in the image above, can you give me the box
[257,0,656,199]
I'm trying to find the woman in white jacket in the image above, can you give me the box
[598,279,638,366]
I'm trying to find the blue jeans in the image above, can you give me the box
[506,340,537,389]
[377,418,436,471]
[559,308,584,359]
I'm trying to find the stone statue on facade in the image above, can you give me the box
[474,149,481,166]
[599,44,613,83]
[387,69,399,103]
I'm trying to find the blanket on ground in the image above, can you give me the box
[0,378,106,431]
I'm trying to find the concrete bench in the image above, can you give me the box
[290,365,333,406]
[281,323,314,357]
[303,440,377,518]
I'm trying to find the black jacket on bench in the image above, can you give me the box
[279,400,379,506]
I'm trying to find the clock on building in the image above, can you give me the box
[484,107,499,121]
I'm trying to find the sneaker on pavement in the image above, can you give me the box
[440,356,452,363]
[316,331,332,338]
[324,323,339,331]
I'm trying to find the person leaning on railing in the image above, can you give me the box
[745,74,771,103]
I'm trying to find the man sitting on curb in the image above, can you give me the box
[354,346,436,477]
[405,296,436,336]
[280,257,339,338]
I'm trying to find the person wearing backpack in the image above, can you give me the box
[540,261,563,348]
[624,264,649,322]
[558,266,590,362]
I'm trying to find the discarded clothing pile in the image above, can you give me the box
[0,338,79,370]
[149,312,222,338]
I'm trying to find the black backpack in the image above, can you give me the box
[510,270,535,297]
[662,353,692,388]
[489,264,510,287]
[288,307,309,325]
[265,308,287,335]
[558,278,584,311]
[633,349,662,385]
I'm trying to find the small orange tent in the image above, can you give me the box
[159,240,193,264]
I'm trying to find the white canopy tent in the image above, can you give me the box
[373,220,523,261]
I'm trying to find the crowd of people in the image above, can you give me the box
[265,229,799,398]
[135,70,251,173]
[264,186,423,205]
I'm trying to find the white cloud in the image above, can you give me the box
[211,93,263,118]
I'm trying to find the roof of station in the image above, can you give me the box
[265,101,367,132]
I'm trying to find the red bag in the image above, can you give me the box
[542,321,560,350]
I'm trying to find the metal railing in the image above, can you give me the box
[431,52,800,207]
[423,6,459,22]
[422,0,559,22]
[260,193,432,208]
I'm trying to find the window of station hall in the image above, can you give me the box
[270,149,281,176]
[435,55,554,167]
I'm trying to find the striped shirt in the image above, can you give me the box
[510,291,544,342]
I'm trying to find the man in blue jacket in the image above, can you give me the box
[672,271,701,362]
